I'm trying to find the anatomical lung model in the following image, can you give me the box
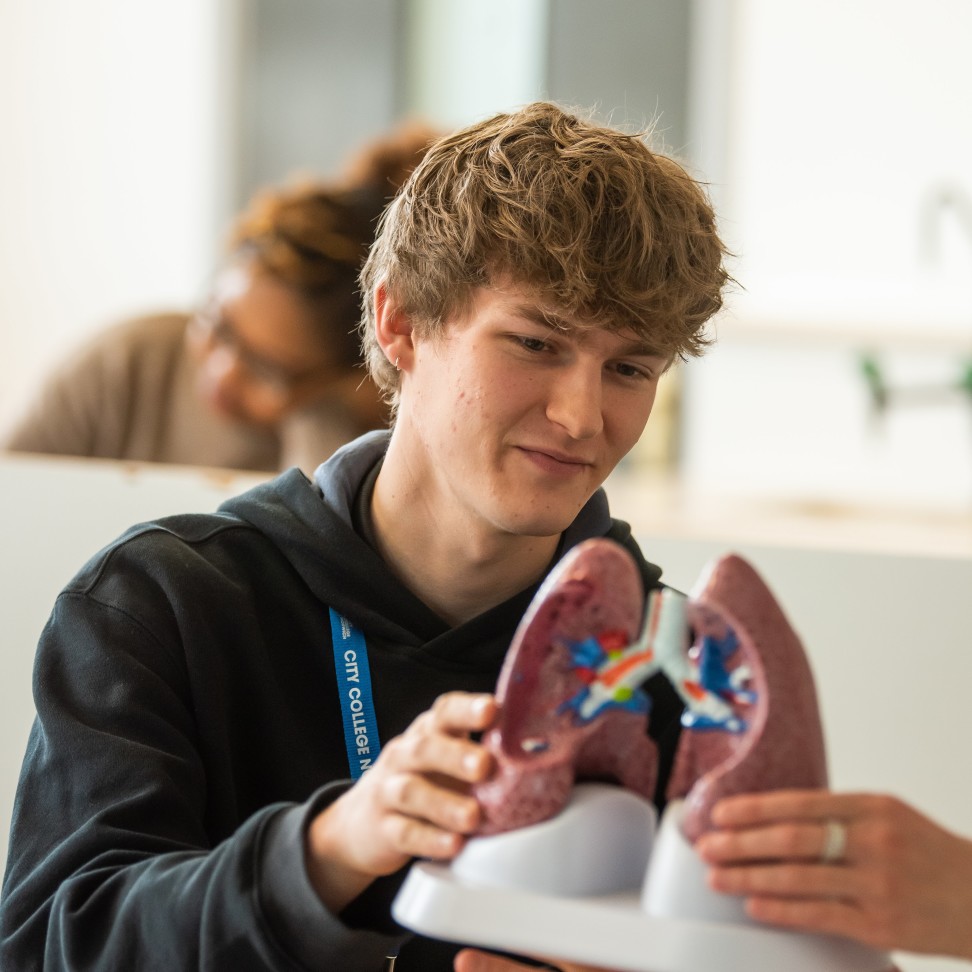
[394,538,894,972]
[473,537,827,839]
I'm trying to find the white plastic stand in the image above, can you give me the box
[393,786,893,971]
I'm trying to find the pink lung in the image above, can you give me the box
[667,554,827,841]
[473,539,656,834]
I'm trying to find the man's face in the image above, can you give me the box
[399,284,669,540]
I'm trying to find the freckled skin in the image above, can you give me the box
[393,285,666,542]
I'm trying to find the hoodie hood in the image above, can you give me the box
[218,431,660,656]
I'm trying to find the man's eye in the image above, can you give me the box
[615,362,648,379]
[518,336,549,352]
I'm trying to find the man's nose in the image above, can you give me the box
[545,363,604,439]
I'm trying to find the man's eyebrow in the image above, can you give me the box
[510,303,668,359]
[510,303,570,331]
[615,337,669,359]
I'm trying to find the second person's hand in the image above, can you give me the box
[697,788,972,959]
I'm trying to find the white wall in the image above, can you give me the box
[403,0,549,127]
[0,1,233,425]
[682,339,972,513]
[681,0,972,516]
[719,0,972,286]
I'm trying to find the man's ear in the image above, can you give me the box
[373,282,415,372]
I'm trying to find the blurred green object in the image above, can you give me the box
[958,360,972,399]
[858,353,888,412]
[857,352,972,413]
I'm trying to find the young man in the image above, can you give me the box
[0,103,728,970]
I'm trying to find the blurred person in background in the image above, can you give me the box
[0,122,439,476]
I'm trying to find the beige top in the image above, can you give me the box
[0,313,368,476]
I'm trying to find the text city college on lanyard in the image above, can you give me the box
[328,608,382,779]
[329,610,399,968]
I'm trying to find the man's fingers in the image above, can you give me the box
[383,771,481,833]
[381,812,465,860]
[380,692,496,780]
[430,692,498,734]
[382,726,493,782]
[454,950,525,972]
[454,949,603,972]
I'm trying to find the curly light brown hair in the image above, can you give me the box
[229,121,440,370]
[360,102,730,400]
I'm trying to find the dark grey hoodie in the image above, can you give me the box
[0,431,681,971]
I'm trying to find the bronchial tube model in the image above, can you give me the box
[393,538,897,972]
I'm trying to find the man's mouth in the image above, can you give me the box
[518,446,594,473]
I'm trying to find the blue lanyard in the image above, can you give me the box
[328,608,382,779]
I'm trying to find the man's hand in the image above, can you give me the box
[697,789,972,959]
[454,949,613,972]
[304,691,497,912]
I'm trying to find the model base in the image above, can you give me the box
[393,787,892,972]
